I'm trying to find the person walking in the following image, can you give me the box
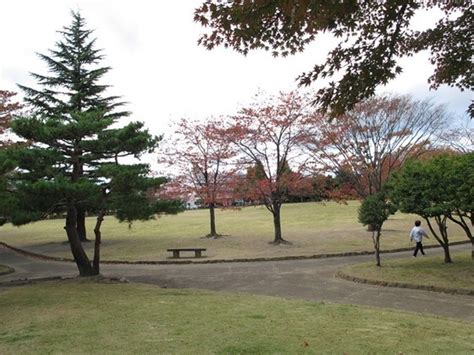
[410,220,429,257]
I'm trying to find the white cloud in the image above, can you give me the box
[1,0,471,159]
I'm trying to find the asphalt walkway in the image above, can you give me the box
[1,244,472,321]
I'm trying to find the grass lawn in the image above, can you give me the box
[0,265,13,275]
[0,280,473,354]
[0,201,467,261]
[340,252,474,292]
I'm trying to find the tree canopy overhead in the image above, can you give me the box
[195,1,473,116]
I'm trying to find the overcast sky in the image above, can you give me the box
[1,1,471,156]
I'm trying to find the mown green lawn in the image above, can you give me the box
[0,280,472,354]
[341,252,474,291]
[0,201,467,261]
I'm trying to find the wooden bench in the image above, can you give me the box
[167,248,207,258]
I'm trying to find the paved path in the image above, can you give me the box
[1,244,473,321]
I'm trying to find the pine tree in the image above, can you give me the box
[6,12,182,276]
[0,91,21,226]
[18,11,128,241]
[8,109,184,276]
[0,90,21,149]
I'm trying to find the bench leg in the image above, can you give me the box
[173,251,180,258]
[195,250,202,258]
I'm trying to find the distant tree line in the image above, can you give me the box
[161,91,471,248]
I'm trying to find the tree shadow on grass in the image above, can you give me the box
[200,234,231,240]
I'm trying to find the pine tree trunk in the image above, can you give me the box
[209,203,217,237]
[92,210,105,275]
[65,201,94,276]
[471,240,474,260]
[76,207,89,242]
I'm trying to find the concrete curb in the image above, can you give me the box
[336,270,474,297]
[0,275,131,288]
[0,276,64,288]
[0,240,470,266]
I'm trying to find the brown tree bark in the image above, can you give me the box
[425,217,452,263]
[271,203,288,244]
[442,244,452,263]
[76,207,89,242]
[372,230,381,267]
[209,203,217,237]
[447,215,473,260]
[65,201,94,276]
[92,210,105,275]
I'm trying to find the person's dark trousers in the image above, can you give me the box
[414,242,425,256]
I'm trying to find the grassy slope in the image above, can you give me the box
[341,252,474,291]
[0,201,467,261]
[0,265,12,275]
[0,280,473,354]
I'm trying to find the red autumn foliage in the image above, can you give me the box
[222,91,314,244]
[303,95,449,197]
[159,117,237,236]
[0,90,21,148]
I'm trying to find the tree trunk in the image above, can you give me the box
[425,217,452,264]
[92,210,105,275]
[447,214,473,260]
[375,230,380,266]
[272,203,287,244]
[464,213,473,259]
[375,249,381,267]
[65,201,94,276]
[76,207,89,242]
[372,230,381,267]
[442,243,452,264]
[209,203,217,237]
[440,219,452,264]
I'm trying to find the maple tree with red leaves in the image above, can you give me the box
[223,91,313,245]
[303,95,449,198]
[0,90,21,149]
[160,118,237,238]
